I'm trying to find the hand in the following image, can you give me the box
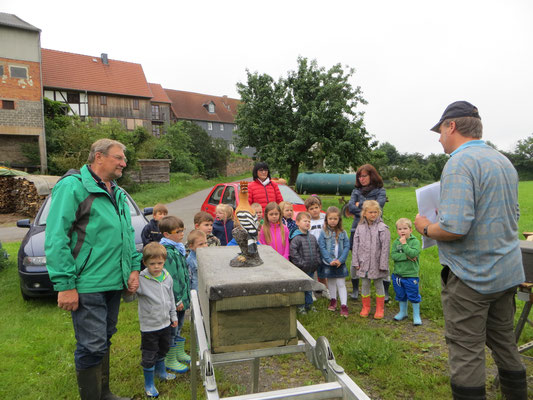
[58,289,79,311]
[355,265,360,270]
[407,256,418,262]
[171,321,178,328]
[127,271,140,294]
[355,202,359,207]
[399,236,407,245]
[176,304,184,311]
[414,214,431,235]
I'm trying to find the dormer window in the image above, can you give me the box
[208,102,215,113]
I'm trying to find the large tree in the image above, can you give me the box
[235,57,373,185]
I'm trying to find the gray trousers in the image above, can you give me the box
[441,266,524,387]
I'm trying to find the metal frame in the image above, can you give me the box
[190,290,370,400]
[515,284,533,360]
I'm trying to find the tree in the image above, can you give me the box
[235,57,373,185]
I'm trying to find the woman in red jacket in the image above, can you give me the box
[248,162,283,212]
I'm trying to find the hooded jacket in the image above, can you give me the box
[213,218,234,246]
[289,229,321,274]
[259,223,290,259]
[348,187,387,231]
[160,238,190,310]
[351,217,390,280]
[45,165,141,293]
[247,179,283,211]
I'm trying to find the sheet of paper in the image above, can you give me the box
[415,182,440,249]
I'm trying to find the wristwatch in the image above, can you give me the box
[423,225,430,237]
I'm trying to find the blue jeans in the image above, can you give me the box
[71,290,122,370]
[304,271,314,308]
[170,309,186,340]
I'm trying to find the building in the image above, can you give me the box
[148,83,172,137]
[0,13,46,172]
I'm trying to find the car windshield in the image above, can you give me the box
[278,185,304,205]
[37,192,138,226]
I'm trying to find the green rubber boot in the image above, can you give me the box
[175,336,191,364]
[165,343,189,374]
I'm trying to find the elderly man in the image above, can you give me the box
[415,101,527,400]
[45,139,141,400]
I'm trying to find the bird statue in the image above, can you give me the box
[230,181,263,267]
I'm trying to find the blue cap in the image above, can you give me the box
[431,101,481,133]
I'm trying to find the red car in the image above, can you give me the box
[201,181,308,218]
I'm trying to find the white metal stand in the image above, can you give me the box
[190,290,371,400]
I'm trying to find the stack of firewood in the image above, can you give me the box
[0,176,51,217]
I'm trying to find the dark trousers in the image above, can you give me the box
[441,266,524,387]
[71,290,121,370]
[141,325,172,368]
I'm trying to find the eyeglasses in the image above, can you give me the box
[105,154,128,163]
[359,174,369,178]
[258,168,268,172]
[170,229,185,234]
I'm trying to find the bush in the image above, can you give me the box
[0,242,9,271]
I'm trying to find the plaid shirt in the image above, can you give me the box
[437,140,524,294]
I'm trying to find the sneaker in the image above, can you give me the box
[340,305,349,318]
[298,306,307,315]
[328,299,337,311]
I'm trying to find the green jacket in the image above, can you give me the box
[390,235,421,278]
[161,243,190,310]
[45,165,141,293]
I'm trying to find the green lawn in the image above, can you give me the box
[1,182,532,399]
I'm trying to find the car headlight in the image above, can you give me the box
[23,256,47,267]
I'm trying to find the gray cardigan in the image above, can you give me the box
[125,268,178,332]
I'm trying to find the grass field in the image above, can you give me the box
[0,182,532,399]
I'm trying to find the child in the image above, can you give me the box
[351,200,390,319]
[158,216,190,374]
[213,204,235,245]
[280,201,297,235]
[193,211,221,247]
[186,229,208,292]
[289,211,321,313]
[304,195,329,298]
[251,203,264,225]
[318,207,350,317]
[259,202,290,259]
[391,218,422,325]
[141,203,168,247]
[125,242,178,397]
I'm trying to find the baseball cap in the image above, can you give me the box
[430,101,481,133]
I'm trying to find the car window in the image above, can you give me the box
[222,186,236,208]
[124,194,139,216]
[208,185,225,205]
[37,197,51,226]
[278,185,305,205]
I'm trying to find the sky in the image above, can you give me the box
[3,0,533,156]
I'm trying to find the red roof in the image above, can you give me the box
[164,89,240,123]
[41,49,152,98]
[149,83,171,103]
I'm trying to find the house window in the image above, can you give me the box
[152,125,161,137]
[67,92,80,103]
[2,100,15,110]
[10,66,28,79]
[152,105,160,120]
[100,95,107,105]
[207,122,213,131]
[133,99,139,110]
[208,103,215,113]
[0,66,4,76]
[220,124,224,131]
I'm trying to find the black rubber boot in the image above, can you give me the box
[350,279,359,300]
[498,368,528,400]
[383,280,391,303]
[76,364,102,400]
[450,383,486,400]
[101,351,131,400]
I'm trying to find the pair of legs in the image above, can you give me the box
[392,273,422,325]
[350,264,390,301]
[327,277,347,305]
[441,267,527,399]
[359,278,386,319]
[141,326,175,397]
[72,290,129,400]
[165,310,190,374]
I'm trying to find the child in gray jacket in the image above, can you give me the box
[125,242,178,398]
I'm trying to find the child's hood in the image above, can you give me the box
[140,268,169,281]
[160,238,186,256]
[290,228,306,240]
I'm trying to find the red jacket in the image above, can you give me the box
[248,179,283,211]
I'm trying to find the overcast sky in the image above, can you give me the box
[3,0,532,156]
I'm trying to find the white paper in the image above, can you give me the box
[415,182,440,249]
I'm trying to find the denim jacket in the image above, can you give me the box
[318,229,350,267]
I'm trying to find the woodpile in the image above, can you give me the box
[0,175,59,217]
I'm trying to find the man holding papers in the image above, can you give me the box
[414,101,526,400]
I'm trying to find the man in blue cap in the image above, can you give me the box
[415,101,527,400]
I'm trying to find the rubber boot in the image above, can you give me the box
[165,343,189,373]
[498,368,528,400]
[350,279,359,300]
[154,358,175,381]
[394,301,408,321]
[383,280,391,303]
[76,364,102,400]
[175,336,191,364]
[412,302,422,326]
[143,367,159,398]
[450,383,486,400]
[101,350,131,400]
[374,295,385,319]
[359,295,371,317]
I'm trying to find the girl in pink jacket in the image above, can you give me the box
[352,200,390,319]
[259,202,290,259]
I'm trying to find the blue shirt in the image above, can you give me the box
[437,140,524,294]
[187,251,198,292]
